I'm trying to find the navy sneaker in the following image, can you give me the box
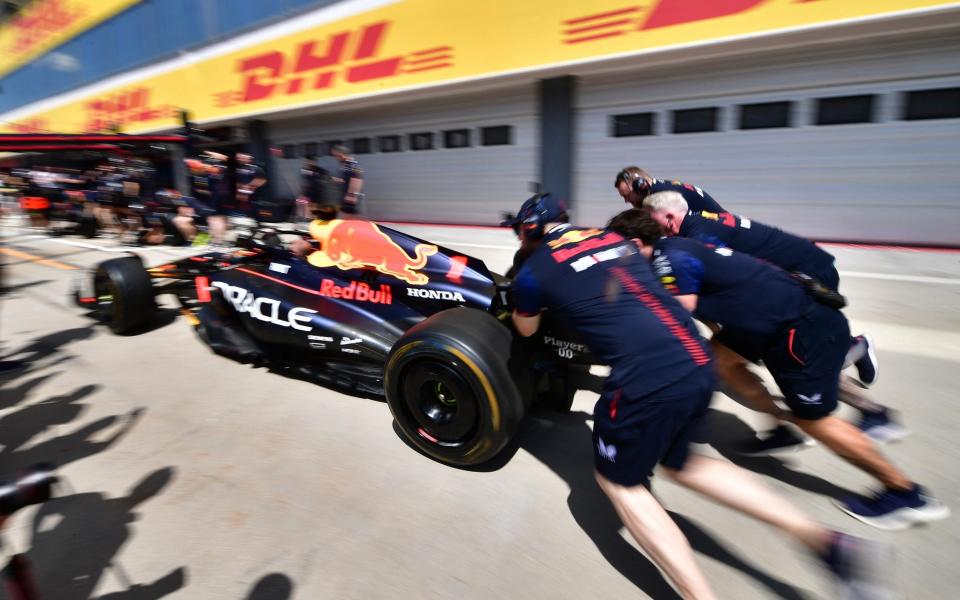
[821,531,896,600]
[735,424,816,456]
[857,408,910,444]
[853,335,879,386]
[837,485,950,530]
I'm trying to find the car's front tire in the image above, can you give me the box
[93,255,156,334]
[385,308,526,467]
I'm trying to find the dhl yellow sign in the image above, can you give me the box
[2,0,956,134]
[0,0,141,79]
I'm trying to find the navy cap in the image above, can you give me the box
[502,193,568,227]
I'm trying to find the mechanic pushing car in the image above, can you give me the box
[614,165,726,213]
[506,193,891,599]
[607,207,949,532]
[642,190,897,451]
[615,167,881,452]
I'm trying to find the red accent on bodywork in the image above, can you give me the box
[195,276,211,303]
[445,256,468,282]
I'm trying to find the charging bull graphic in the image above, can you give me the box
[307,219,438,285]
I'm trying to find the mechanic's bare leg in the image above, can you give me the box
[662,454,829,554]
[208,215,227,245]
[711,339,787,419]
[791,415,912,490]
[596,472,717,600]
[838,375,885,414]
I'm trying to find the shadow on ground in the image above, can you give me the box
[26,467,187,600]
[244,573,294,599]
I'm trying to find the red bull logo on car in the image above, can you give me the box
[307,220,437,285]
[319,279,393,304]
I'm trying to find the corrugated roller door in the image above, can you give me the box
[269,83,538,225]
[573,34,960,245]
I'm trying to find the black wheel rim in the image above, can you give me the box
[401,360,479,447]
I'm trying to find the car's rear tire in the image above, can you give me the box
[385,308,527,466]
[93,255,156,334]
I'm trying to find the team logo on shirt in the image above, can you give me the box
[598,438,617,462]
[547,228,603,249]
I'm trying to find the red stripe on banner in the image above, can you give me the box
[404,55,454,66]
[404,63,454,74]
[563,6,640,25]
[564,30,628,44]
[408,45,454,57]
[564,18,634,35]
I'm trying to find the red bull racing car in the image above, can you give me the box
[74,219,595,467]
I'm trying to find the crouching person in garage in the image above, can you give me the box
[607,207,949,532]
[507,193,891,599]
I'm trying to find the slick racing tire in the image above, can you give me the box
[385,307,527,467]
[93,255,156,334]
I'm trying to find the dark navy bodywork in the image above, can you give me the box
[137,222,593,392]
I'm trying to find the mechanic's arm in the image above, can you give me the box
[509,264,544,337]
[652,250,702,314]
[512,312,541,337]
[674,294,698,313]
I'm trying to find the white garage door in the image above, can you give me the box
[574,32,960,245]
[268,82,538,225]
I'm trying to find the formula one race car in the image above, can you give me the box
[73,220,595,466]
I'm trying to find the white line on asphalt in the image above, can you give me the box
[838,270,960,286]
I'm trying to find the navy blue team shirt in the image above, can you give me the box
[651,236,811,337]
[679,211,837,286]
[648,179,725,213]
[236,162,265,187]
[513,225,710,398]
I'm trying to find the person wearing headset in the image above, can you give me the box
[505,193,890,600]
[614,166,726,213]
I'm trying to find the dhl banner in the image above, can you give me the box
[2,0,957,134]
[0,0,141,79]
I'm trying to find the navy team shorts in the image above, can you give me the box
[592,365,715,488]
[762,303,849,420]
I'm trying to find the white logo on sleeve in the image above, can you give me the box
[797,393,822,405]
[598,438,617,462]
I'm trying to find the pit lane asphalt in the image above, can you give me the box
[2,219,959,599]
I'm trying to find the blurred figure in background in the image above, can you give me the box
[296,155,328,223]
[235,152,266,217]
[329,144,364,216]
